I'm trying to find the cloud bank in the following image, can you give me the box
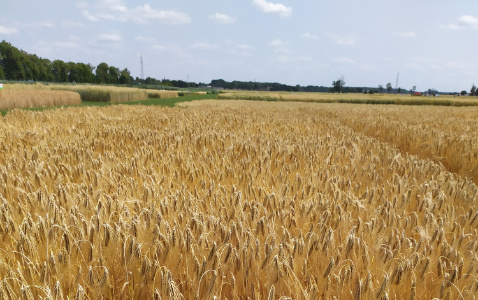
[252,0,292,17]
[209,13,235,24]
[0,26,18,35]
[78,1,191,25]
[449,15,478,30]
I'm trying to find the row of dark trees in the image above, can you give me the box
[210,79,331,92]
[0,41,210,88]
[0,41,134,84]
[139,76,204,88]
[211,77,411,94]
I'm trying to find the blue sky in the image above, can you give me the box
[0,0,477,92]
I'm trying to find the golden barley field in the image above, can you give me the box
[0,100,477,299]
[0,85,81,110]
[218,91,478,106]
[0,84,177,110]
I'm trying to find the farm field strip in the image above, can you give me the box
[0,101,477,299]
[218,91,478,106]
[0,88,81,110]
[0,84,179,111]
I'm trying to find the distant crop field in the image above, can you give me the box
[218,91,478,106]
[51,85,177,103]
[0,84,81,110]
[0,100,477,299]
[0,83,178,111]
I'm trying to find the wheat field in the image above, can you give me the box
[218,91,478,106]
[0,84,81,110]
[0,84,177,109]
[0,100,477,299]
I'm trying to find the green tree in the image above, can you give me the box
[108,66,119,84]
[470,84,476,96]
[21,53,39,80]
[78,63,95,83]
[386,82,392,93]
[332,76,345,93]
[119,68,132,84]
[378,85,383,93]
[68,62,81,83]
[211,79,226,88]
[38,58,53,82]
[144,77,157,85]
[411,86,417,94]
[0,41,26,80]
[0,53,5,79]
[398,87,402,94]
[51,60,69,82]
[95,62,109,84]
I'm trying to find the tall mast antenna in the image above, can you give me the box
[395,72,400,90]
[140,54,144,80]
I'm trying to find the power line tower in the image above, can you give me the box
[395,72,400,90]
[140,54,144,80]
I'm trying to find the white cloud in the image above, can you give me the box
[326,33,356,45]
[270,39,283,47]
[270,39,292,55]
[190,42,220,50]
[302,32,318,40]
[95,33,123,44]
[209,13,235,24]
[449,15,478,30]
[252,0,292,17]
[134,5,191,25]
[225,41,254,57]
[396,31,416,38]
[78,1,190,25]
[459,15,478,26]
[105,0,128,13]
[0,25,18,35]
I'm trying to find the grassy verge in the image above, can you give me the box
[0,93,217,116]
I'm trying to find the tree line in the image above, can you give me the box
[213,78,405,94]
[210,79,331,92]
[0,41,212,89]
[0,41,136,84]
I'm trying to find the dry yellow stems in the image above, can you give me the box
[0,100,477,299]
